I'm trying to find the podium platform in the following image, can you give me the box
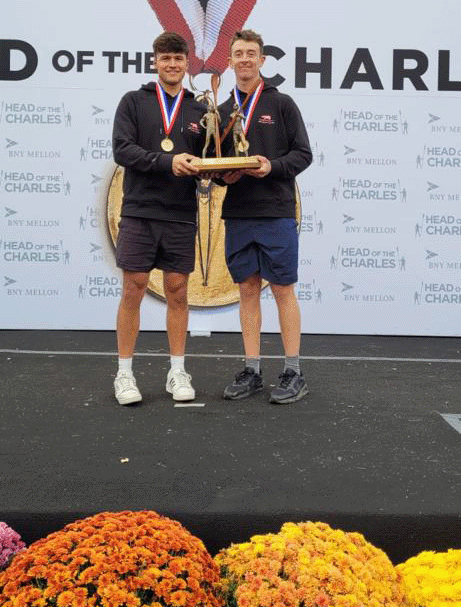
[1,330,461,563]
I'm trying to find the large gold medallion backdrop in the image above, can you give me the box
[107,167,301,307]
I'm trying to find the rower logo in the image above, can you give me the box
[188,122,200,134]
[258,114,274,125]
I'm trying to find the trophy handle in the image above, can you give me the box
[211,73,222,157]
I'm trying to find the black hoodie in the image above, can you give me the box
[112,82,206,223]
[219,82,312,218]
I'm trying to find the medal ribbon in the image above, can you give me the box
[147,0,259,76]
[156,82,184,137]
[233,80,264,135]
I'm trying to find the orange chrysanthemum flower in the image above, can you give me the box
[0,511,223,607]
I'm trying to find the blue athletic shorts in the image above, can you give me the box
[224,218,298,285]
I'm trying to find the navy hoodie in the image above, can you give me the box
[112,82,206,223]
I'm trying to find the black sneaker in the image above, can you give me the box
[269,369,309,404]
[223,367,264,400]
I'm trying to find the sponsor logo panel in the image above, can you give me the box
[331,177,406,202]
[77,275,122,298]
[3,137,62,159]
[0,171,71,194]
[2,206,63,228]
[414,282,461,305]
[329,245,406,270]
[340,214,398,235]
[343,145,398,167]
[3,275,61,298]
[417,145,461,168]
[424,249,461,271]
[79,137,113,161]
[426,181,461,203]
[340,282,397,304]
[427,113,461,134]
[333,109,408,134]
[1,239,70,263]
[0,101,71,127]
[415,213,461,238]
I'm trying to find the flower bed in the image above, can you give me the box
[396,549,461,607]
[0,510,223,607]
[215,521,408,607]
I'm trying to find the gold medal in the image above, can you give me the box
[161,137,174,152]
[238,140,249,153]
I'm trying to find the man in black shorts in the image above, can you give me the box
[220,30,313,404]
[112,32,204,405]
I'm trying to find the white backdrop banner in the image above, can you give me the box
[2,0,461,334]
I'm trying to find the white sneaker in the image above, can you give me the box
[166,368,195,401]
[114,371,142,405]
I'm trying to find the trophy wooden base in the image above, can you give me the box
[191,156,261,172]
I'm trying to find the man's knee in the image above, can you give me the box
[270,282,295,302]
[122,272,149,305]
[239,274,262,300]
[164,273,189,306]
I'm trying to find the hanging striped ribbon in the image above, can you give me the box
[156,83,185,137]
[147,0,259,75]
[233,80,264,134]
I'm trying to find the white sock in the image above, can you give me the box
[118,357,133,374]
[170,355,185,372]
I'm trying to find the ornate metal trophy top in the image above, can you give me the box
[191,74,260,172]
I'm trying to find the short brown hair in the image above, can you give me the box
[229,30,264,54]
[153,32,189,56]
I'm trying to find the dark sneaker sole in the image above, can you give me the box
[223,385,264,400]
[269,384,309,404]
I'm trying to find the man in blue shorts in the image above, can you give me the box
[219,30,313,404]
[112,32,204,405]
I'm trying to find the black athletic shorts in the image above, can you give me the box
[116,216,196,274]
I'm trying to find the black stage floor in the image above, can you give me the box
[1,330,461,564]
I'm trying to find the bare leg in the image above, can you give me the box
[116,271,149,357]
[163,271,189,356]
[270,283,301,357]
[238,273,262,357]
[163,271,195,401]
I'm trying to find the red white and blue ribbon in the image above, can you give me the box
[233,80,264,134]
[155,82,185,136]
[147,0,259,76]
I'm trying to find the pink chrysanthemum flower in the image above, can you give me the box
[0,522,26,569]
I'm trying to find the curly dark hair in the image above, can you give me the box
[153,32,189,56]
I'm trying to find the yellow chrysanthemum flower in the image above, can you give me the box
[397,549,461,607]
[215,521,408,607]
